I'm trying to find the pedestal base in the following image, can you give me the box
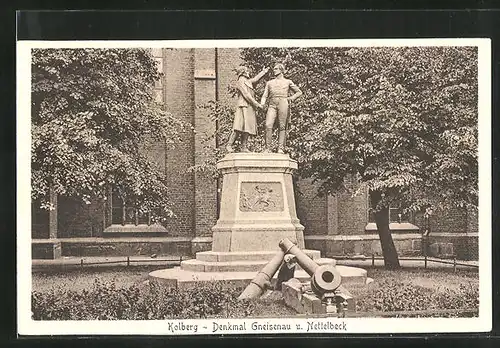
[180,249,323,272]
[149,265,368,290]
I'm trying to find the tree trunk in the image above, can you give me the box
[370,191,401,269]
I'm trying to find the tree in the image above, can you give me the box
[237,46,478,269]
[32,48,187,221]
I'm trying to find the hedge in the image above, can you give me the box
[32,278,479,320]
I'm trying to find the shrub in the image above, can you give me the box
[434,283,479,310]
[356,279,434,312]
[32,279,143,320]
[32,279,256,320]
[32,273,479,320]
[355,279,479,314]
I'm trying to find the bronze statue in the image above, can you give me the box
[226,66,269,153]
[260,63,303,153]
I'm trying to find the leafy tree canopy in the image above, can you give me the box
[240,46,478,214]
[195,46,479,268]
[32,48,186,220]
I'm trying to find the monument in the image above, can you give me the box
[149,64,367,289]
[225,66,268,153]
[210,152,305,252]
[261,63,302,153]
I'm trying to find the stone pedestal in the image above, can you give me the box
[179,153,313,272]
[149,153,368,288]
[212,153,305,252]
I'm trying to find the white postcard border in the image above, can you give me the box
[17,38,492,335]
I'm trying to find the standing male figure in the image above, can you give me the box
[226,66,269,153]
[260,63,303,153]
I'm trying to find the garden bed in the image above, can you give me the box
[31,267,479,320]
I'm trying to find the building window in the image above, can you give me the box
[103,186,168,234]
[110,187,151,226]
[366,195,420,233]
[368,203,410,223]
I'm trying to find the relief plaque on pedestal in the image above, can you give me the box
[239,182,284,212]
[211,153,305,252]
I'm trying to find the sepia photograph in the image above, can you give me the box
[16,39,491,335]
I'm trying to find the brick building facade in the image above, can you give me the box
[31,48,479,260]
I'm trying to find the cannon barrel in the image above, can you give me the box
[238,250,285,300]
[310,264,342,295]
[279,238,319,276]
[279,238,341,295]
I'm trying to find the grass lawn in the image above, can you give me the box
[31,266,479,319]
[32,265,156,293]
[348,268,478,315]
[349,267,478,296]
[32,266,478,293]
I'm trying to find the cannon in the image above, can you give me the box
[238,249,285,300]
[279,238,342,297]
[238,238,355,316]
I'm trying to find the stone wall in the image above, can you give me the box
[60,237,191,257]
[296,178,329,236]
[32,201,49,239]
[305,234,423,258]
[427,233,479,260]
[304,232,478,261]
[193,49,218,238]
[429,206,469,233]
[337,185,370,236]
[163,48,196,237]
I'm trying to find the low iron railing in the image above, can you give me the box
[32,254,478,272]
[333,254,478,272]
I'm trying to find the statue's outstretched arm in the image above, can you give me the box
[249,67,269,84]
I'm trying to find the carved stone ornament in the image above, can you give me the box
[239,182,284,212]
